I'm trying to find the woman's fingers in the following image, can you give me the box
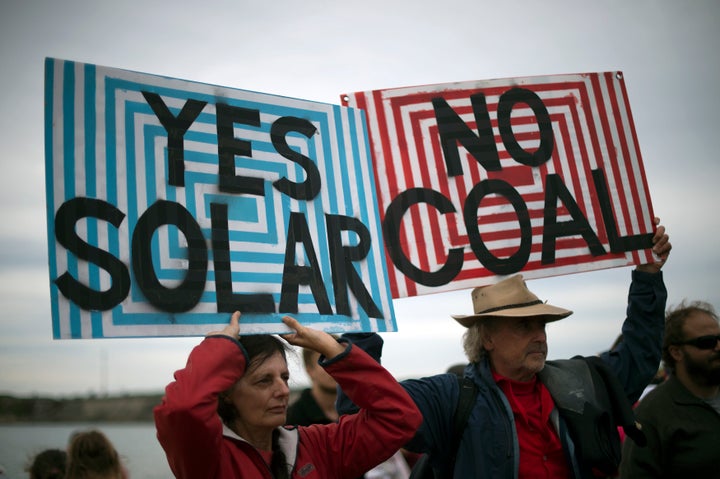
[207,311,241,337]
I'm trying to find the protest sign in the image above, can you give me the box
[342,72,656,298]
[45,58,395,338]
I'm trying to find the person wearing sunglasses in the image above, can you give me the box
[620,300,720,478]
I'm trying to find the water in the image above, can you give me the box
[0,422,172,479]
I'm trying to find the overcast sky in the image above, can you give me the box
[1,0,718,397]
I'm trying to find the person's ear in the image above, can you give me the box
[669,345,683,364]
[481,326,495,351]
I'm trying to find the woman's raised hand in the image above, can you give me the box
[280,315,345,359]
[207,311,241,338]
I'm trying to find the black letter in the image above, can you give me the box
[542,173,606,264]
[271,116,321,200]
[132,200,207,312]
[497,87,554,167]
[383,188,463,286]
[464,179,531,275]
[432,93,501,176]
[142,92,207,187]
[215,103,265,195]
[279,212,332,314]
[210,203,275,313]
[54,198,130,310]
[326,214,383,318]
[592,168,653,252]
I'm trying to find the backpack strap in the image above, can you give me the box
[448,375,478,475]
[408,374,478,479]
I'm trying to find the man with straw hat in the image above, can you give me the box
[339,219,671,479]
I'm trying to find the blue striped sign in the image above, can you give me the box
[45,58,395,339]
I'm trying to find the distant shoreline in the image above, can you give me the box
[0,389,302,423]
[0,393,163,423]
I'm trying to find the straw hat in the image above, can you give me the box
[452,274,573,327]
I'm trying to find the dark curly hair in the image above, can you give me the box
[662,300,719,372]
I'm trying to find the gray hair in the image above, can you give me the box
[462,318,498,363]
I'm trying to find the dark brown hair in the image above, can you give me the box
[663,300,719,372]
[66,429,125,479]
[26,448,66,479]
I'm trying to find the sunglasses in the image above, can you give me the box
[675,334,720,350]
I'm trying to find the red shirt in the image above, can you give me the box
[493,372,571,479]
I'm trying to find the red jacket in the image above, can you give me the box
[154,336,421,478]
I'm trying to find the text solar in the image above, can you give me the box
[45,58,395,338]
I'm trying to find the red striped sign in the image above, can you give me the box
[342,72,656,298]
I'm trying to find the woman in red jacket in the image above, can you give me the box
[154,312,422,479]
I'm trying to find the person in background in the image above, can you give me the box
[154,312,422,479]
[287,345,414,479]
[445,363,466,378]
[286,344,339,425]
[25,449,66,479]
[66,429,129,479]
[637,363,667,401]
[340,219,671,479]
[619,300,720,478]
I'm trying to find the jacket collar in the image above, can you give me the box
[664,374,715,406]
[222,423,299,475]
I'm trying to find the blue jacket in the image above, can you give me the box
[339,270,667,479]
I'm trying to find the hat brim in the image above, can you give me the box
[451,303,573,328]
